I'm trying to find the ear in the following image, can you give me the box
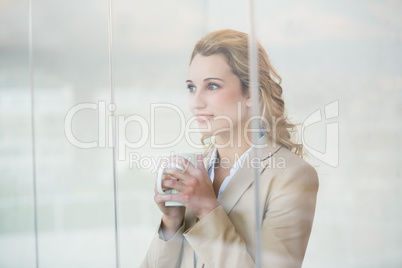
[246,93,252,108]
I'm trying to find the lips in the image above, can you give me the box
[195,114,214,122]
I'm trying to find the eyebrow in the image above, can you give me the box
[186,77,224,83]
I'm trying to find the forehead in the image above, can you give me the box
[188,53,234,81]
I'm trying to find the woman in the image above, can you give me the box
[141,29,319,268]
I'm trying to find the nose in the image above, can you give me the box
[188,89,207,111]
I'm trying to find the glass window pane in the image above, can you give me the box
[0,1,36,267]
[31,0,115,267]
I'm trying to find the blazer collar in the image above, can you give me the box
[213,135,283,215]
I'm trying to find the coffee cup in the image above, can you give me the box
[156,152,200,206]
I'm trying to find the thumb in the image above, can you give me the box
[196,153,206,172]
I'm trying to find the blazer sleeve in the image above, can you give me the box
[140,221,185,268]
[261,162,319,267]
[183,162,319,268]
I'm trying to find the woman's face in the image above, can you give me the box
[187,53,251,140]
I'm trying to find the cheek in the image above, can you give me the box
[212,92,238,107]
[188,94,197,111]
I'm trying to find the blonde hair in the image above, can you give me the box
[191,29,303,157]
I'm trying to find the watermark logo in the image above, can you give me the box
[302,100,339,167]
[64,100,339,167]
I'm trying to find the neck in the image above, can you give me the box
[214,130,253,169]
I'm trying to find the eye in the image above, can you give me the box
[208,83,219,90]
[187,84,196,92]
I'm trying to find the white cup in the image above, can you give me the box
[156,153,200,206]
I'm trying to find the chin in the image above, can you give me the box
[198,130,213,137]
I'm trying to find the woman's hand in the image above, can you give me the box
[154,186,185,221]
[156,154,220,220]
[154,168,186,240]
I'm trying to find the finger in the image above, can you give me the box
[162,177,185,192]
[171,156,200,176]
[154,192,181,203]
[156,173,181,193]
[155,185,170,196]
[154,192,165,204]
[162,166,188,182]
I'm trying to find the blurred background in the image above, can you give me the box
[0,0,401,267]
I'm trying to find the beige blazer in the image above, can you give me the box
[141,136,319,268]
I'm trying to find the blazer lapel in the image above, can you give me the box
[218,135,281,215]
